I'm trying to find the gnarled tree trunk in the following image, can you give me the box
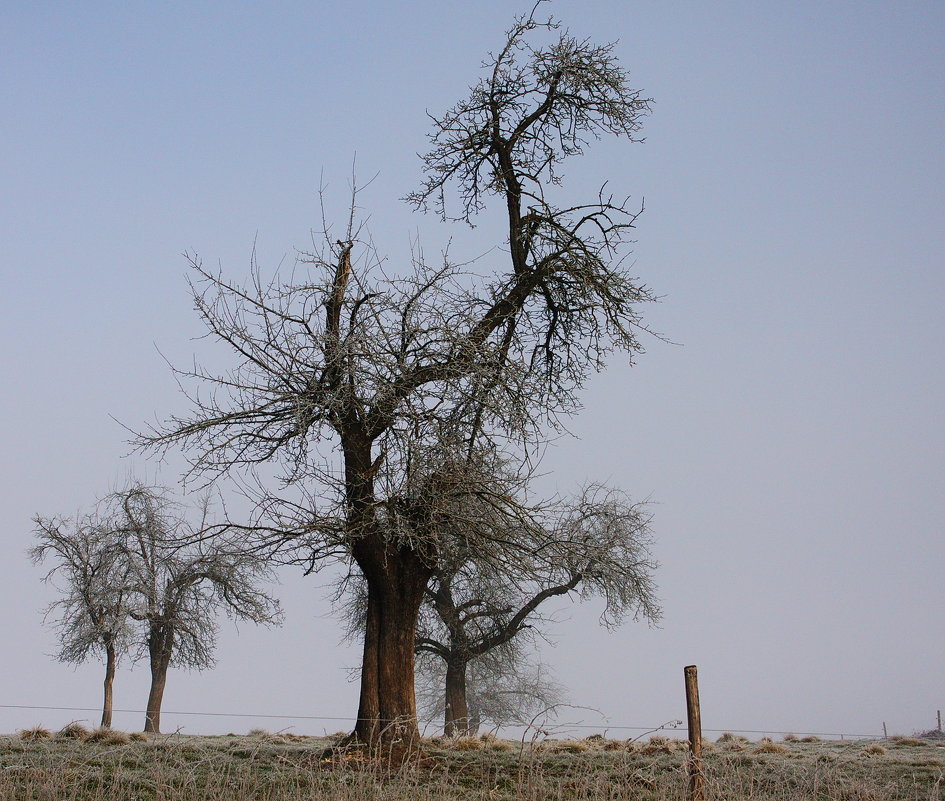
[352,537,431,750]
[101,637,117,728]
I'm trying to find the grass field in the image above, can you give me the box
[2,728,943,800]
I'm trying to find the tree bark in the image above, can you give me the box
[101,638,116,729]
[443,658,471,737]
[352,537,431,750]
[144,624,173,733]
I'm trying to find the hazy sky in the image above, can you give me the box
[2,1,943,740]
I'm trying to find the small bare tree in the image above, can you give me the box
[415,483,660,736]
[30,511,133,728]
[141,5,654,749]
[111,483,282,733]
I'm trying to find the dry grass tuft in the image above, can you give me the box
[892,737,925,747]
[717,732,749,744]
[552,739,589,754]
[799,735,822,743]
[753,741,789,755]
[451,736,482,751]
[247,728,270,738]
[486,738,514,752]
[783,732,799,742]
[863,743,887,756]
[640,736,680,755]
[602,738,625,751]
[56,722,90,740]
[86,727,131,745]
[19,726,52,741]
[128,731,147,742]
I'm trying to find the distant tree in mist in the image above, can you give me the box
[415,637,565,737]
[415,483,660,736]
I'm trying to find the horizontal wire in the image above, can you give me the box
[0,704,881,738]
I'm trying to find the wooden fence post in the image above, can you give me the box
[938,710,941,733]
[685,665,706,801]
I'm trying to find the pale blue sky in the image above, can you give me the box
[2,1,943,738]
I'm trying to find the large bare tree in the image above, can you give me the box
[31,510,133,728]
[112,484,282,733]
[141,7,654,748]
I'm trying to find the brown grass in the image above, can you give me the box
[1,732,941,800]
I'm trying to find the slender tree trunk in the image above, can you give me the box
[101,638,117,728]
[468,701,482,737]
[443,658,471,737]
[144,624,173,733]
[352,537,431,750]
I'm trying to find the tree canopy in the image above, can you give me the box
[140,6,655,750]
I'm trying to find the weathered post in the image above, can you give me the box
[685,665,706,801]
[938,710,941,733]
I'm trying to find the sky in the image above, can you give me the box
[2,0,943,740]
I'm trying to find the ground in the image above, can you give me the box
[1,728,942,800]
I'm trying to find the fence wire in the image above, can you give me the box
[0,703,882,739]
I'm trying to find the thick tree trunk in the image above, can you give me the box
[144,624,173,733]
[101,639,116,729]
[352,537,431,750]
[443,659,471,737]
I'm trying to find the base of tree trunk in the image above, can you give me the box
[330,730,430,766]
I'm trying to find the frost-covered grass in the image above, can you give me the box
[1,730,943,799]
